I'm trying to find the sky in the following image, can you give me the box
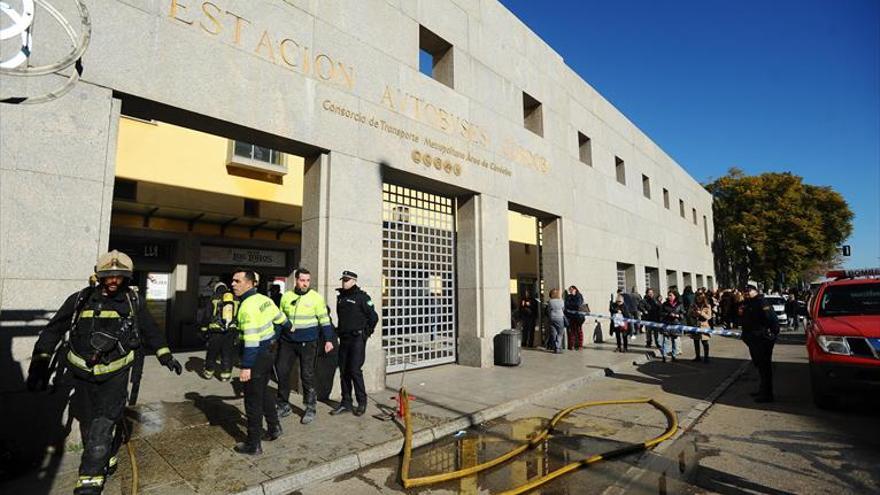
[500,0,879,270]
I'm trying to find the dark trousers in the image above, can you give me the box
[73,369,129,480]
[566,321,584,349]
[614,328,628,351]
[276,339,317,408]
[522,319,536,347]
[749,339,775,397]
[338,335,367,407]
[244,347,278,446]
[693,338,710,360]
[205,332,236,373]
[646,325,660,346]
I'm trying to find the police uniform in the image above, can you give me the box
[277,284,334,424]
[27,251,181,495]
[740,290,780,402]
[331,271,379,416]
[200,282,239,380]
[235,287,289,454]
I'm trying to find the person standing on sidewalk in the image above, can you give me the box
[231,269,289,455]
[741,284,780,403]
[611,295,630,352]
[784,293,799,331]
[277,268,335,424]
[643,288,662,348]
[27,251,183,494]
[660,290,684,362]
[330,271,378,417]
[689,292,712,362]
[199,282,238,381]
[547,289,566,353]
[564,286,585,350]
[519,290,538,347]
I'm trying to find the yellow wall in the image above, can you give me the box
[115,117,303,206]
[508,211,537,244]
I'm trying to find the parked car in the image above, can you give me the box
[764,295,789,326]
[805,268,880,408]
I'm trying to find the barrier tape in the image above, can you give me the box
[576,311,742,339]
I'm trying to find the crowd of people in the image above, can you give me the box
[515,283,804,369]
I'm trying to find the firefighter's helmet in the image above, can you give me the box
[95,250,134,278]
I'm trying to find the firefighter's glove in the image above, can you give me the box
[26,354,51,391]
[158,353,183,375]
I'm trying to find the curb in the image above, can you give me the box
[599,358,752,495]
[237,350,659,495]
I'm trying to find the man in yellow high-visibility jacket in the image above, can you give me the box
[231,269,290,455]
[277,268,335,424]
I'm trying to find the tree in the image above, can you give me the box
[706,168,853,289]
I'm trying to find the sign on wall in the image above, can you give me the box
[200,245,286,267]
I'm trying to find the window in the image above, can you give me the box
[113,179,137,201]
[228,140,287,180]
[692,208,697,225]
[679,199,685,218]
[244,199,260,217]
[663,188,670,209]
[419,25,454,89]
[615,156,626,185]
[703,215,709,245]
[616,262,635,292]
[578,132,592,166]
[642,175,651,199]
[522,91,543,137]
[233,141,282,165]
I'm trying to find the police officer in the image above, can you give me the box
[26,250,182,495]
[230,269,290,455]
[277,268,335,424]
[330,271,379,417]
[199,282,239,381]
[740,283,780,403]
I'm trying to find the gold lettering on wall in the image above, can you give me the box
[380,85,489,148]
[199,2,222,35]
[168,0,193,25]
[166,0,355,90]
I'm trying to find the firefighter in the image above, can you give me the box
[26,250,182,495]
[199,282,239,381]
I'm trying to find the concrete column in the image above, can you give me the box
[540,218,564,295]
[1,83,119,388]
[300,152,385,393]
[456,194,510,368]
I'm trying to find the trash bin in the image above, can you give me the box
[494,329,521,366]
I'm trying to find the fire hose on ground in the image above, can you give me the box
[399,388,678,494]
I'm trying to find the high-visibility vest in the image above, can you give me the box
[236,293,285,349]
[280,289,331,336]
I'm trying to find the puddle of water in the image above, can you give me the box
[397,414,649,494]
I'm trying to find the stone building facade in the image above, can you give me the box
[1,0,714,392]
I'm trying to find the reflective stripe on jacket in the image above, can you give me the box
[279,289,334,342]
[237,292,286,367]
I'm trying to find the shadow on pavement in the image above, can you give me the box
[0,310,72,495]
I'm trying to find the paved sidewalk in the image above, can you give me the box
[1,332,747,495]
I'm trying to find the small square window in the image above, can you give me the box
[642,175,651,199]
[244,199,260,217]
[663,188,670,209]
[615,156,626,185]
[419,26,454,89]
[578,132,592,166]
[522,91,543,137]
